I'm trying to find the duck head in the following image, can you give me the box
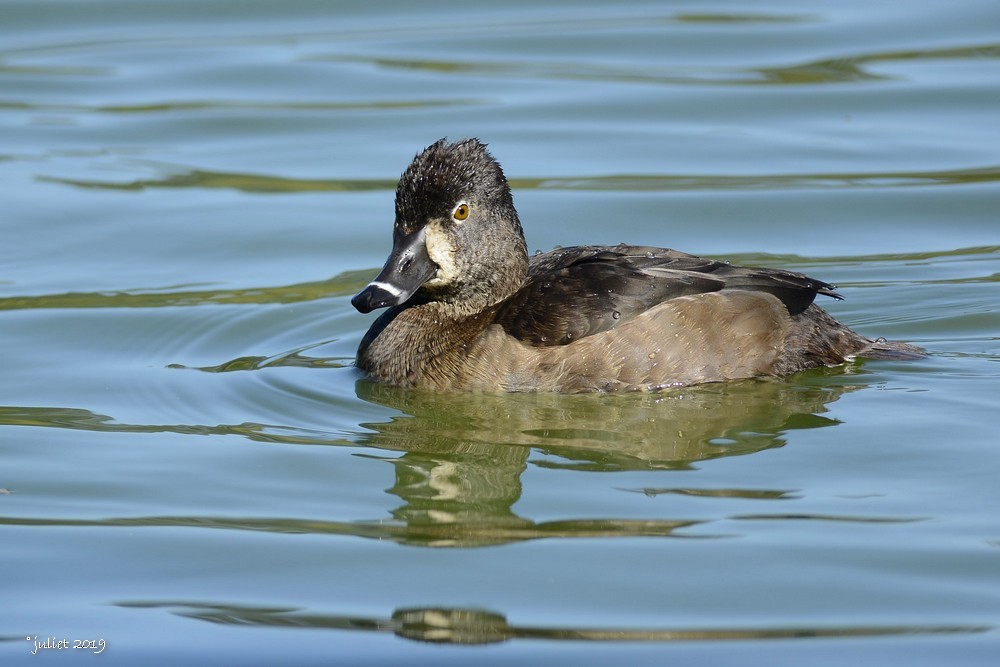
[352,138,529,316]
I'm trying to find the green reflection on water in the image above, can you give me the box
[312,41,1000,86]
[38,170,397,194]
[38,165,1000,194]
[0,272,370,311]
[111,601,989,646]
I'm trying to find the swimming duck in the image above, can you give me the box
[352,138,919,392]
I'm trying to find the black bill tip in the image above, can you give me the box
[351,281,404,314]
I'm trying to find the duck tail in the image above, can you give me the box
[856,337,926,360]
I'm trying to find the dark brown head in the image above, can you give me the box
[352,139,529,315]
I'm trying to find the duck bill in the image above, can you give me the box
[352,228,437,313]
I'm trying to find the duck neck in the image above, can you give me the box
[358,301,499,389]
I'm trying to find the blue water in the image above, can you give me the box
[2,1,999,665]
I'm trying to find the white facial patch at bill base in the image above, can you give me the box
[422,220,460,287]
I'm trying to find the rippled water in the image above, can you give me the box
[2,1,999,664]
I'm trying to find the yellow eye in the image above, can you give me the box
[452,202,470,221]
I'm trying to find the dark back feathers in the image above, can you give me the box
[495,244,841,347]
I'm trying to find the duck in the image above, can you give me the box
[351,138,920,392]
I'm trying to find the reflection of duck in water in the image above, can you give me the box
[355,377,861,547]
[353,139,920,392]
[357,375,859,468]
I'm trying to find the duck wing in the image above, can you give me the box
[495,244,841,347]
